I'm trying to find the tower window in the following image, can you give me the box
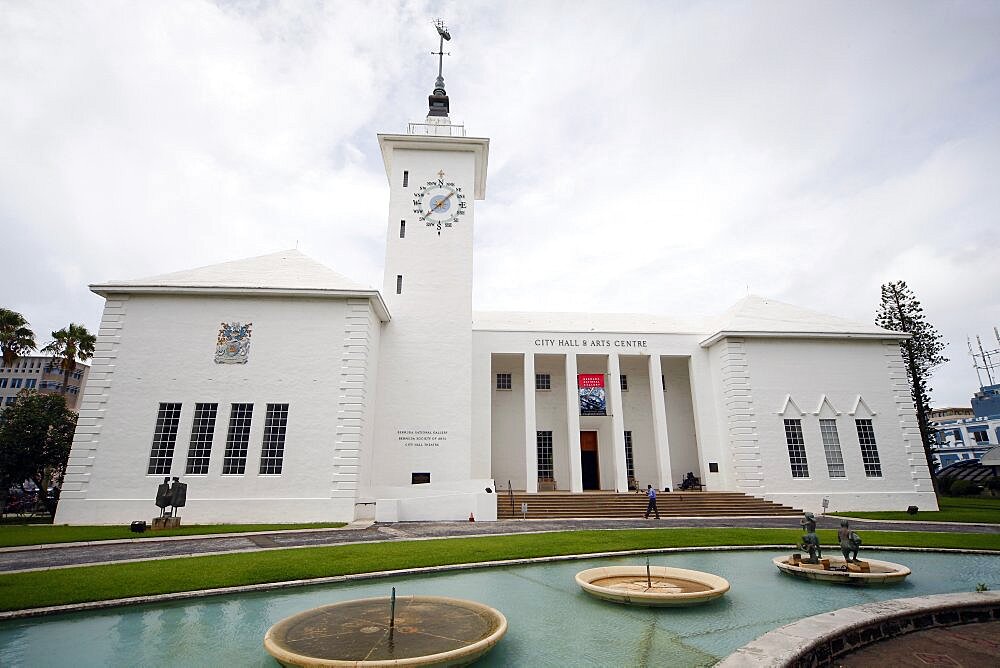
[396,275,403,294]
[402,170,409,187]
[399,220,406,238]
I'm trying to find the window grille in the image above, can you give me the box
[496,373,512,390]
[855,419,882,477]
[624,430,635,480]
[222,403,254,475]
[620,375,629,391]
[259,404,289,474]
[536,431,553,479]
[819,419,846,478]
[535,373,551,390]
[185,403,218,474]
[147,403,182,475]
[783,419,809,478]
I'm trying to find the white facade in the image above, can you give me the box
[55,100,938,525]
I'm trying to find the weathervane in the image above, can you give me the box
[427,19,452,117]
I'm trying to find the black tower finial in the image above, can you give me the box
[428,19,451,117]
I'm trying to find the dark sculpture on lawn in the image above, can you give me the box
[799,512,822,563]
[155,477,171,517]
[838,519,862,563]
[153,476,188,517]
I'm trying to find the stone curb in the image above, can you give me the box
[717,591,1000,667]
[2,545,998,621]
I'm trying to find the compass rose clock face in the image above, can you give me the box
[412,171,467,234]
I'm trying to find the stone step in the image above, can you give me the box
[495,491,799,519]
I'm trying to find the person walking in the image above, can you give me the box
[644,484,660,519]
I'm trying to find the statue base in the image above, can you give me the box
[152,516,181,530]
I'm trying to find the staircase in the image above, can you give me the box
[496,491,799,519]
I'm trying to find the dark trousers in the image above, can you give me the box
[644,497,659,519]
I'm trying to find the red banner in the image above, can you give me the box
[578,374,607,416]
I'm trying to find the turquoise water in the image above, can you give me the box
[1,550,998,667]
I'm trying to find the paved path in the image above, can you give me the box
[1,516,996,573]
[838,620,1000,666]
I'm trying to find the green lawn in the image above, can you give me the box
[1,527,998,612]
[833,496,1000,523]
[0,523,346,548]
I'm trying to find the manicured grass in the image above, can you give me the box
[0,523,346,548]
[1,528,998,612]
[833,496,1000,523]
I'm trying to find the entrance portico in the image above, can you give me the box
[489,348,690,494]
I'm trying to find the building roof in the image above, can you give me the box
[699,295,907,347]
[474,296,906,345]
[91,250,390,321]
[472,311,706,334]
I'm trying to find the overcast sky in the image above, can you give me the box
[2,0,998,406]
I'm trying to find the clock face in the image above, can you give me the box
[412,174,467,233]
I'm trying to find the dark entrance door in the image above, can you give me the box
[580,431,599,490]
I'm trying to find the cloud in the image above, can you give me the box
[1,0,998,405]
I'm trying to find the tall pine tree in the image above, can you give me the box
[876,281,948,486]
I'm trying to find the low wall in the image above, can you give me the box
[718,591,1000,667]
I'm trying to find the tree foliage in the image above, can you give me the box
[42,323,96,395]
[0,308,36,367]
[876,280,948,485]
[0,391,77,492]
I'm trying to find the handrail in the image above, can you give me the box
[507,480,514,514]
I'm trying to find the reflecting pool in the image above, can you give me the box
[2,550,998,667]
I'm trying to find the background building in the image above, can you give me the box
[0,355,90,412]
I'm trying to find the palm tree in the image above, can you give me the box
[42,323,96,396]
[0,308,36,367]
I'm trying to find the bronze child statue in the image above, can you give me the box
[799,512,822,563]
[838,519,862,563]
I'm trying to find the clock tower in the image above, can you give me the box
[366,23,490,507]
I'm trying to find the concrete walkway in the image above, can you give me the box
[838,620,1000,666]
[1,515,996,573]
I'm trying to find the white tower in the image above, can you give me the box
[366,23,492,520]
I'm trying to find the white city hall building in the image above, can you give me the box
[55,73,937,525]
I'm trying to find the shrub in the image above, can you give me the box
[936,477,954,495]
[985,478,1000,493]
[949,479,983,496]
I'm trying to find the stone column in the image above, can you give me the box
[523,352,538,493]
[607,352,629,492]
[647,354,674,490]
[565,353,582,493]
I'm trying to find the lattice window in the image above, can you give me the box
[222,403,254,475]
[496,373,512,390]
[784,419,809,478]
[185,403,218,475]
[259,403,289,475]
[147,403,182,475]
[620,375,629,391]
[535,373,551,390]
[819,419,846,478]
[536,430,553,479]
[624,430,635,481]
[855,419,882,477]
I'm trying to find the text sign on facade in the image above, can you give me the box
[578,374,607,416]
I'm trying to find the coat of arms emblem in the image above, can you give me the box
[215,321,253,364]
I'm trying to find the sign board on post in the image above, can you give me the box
[578,374,607,416]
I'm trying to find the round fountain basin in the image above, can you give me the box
[263,595,507,667]
[773,555,911,584]
[576,565,730,606]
